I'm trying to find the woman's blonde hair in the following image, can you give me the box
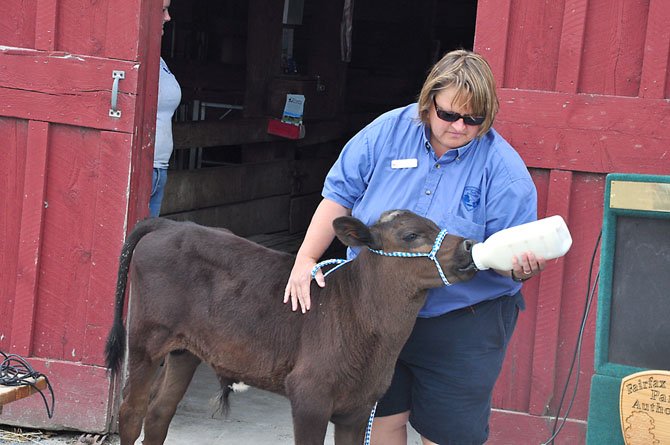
[417,49,499,137]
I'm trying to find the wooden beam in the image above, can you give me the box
[244,0,283,117]
[172,118,348,150]
[496,89,670,175]
[0,377,48,409]
[640,0,670,99]
[489,408,586,444]
[289,193,321,234]
[166,196,290,237]
[247,231,305,254]
[0,49,140,133]
[292,157,335,195]
[126,0,162,224]
[474,0,512,85]
[161,161,292,214]
[35,0,57,51]
[529,170,572,416]
[0,359,111,431]
[173,118,272,149]
[555,0,588,93]
[11,121,49,356]
[299,0,348,118]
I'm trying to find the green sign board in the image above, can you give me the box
[587,174,670,444]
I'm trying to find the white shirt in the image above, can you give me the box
[154,57,182,169]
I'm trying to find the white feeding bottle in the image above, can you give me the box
[471,215,573,271]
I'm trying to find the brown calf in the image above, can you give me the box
[105,210,478,445]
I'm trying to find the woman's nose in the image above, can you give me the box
[451,118,466,131]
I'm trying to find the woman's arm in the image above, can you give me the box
[283,199,351,313]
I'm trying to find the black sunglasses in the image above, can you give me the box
[432,96,485,126]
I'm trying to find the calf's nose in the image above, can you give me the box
[462,239,474,252]
[458,239,479,273]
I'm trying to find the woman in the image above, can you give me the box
[283,49,546,445]
[149,0,181,217]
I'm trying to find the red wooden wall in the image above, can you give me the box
[0,0,161,431]
[1,0,668,441]
[476,0,670,443]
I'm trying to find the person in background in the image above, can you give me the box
[149,0,181,217]
[283,49,547,445]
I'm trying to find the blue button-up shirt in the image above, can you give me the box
[323,103,537,317]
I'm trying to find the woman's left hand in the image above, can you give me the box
[511,251,546,281]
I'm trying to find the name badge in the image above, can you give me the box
[391,158,418,169]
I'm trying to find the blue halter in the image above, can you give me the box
[311,229,452,286]
[367,229,451,286]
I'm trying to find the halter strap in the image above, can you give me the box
[311,229,452,286]
[367,229,451,286]
[311,258,351,279]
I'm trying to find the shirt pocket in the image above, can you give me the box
[438,212,486,241]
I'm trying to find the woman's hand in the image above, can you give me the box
[282,199,350,313]
[511,251,546,281]
[283,256,326,313]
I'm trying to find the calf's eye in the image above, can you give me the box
[402,233,419,242]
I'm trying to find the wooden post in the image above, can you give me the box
[244,0,284,117]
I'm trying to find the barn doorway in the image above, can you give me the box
[158,0,478,237]
[154,0,477,439]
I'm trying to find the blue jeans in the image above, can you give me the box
[149,168,168,217]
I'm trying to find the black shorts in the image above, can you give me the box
[375,292,524,445]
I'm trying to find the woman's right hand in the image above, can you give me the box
[283,256,326,313]
[282,198,350,313]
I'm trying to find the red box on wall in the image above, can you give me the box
[267,118,305,140]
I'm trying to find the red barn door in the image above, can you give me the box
[475,1,670,443]
[0,0,160,431]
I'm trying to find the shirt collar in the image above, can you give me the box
[422,126,478,162]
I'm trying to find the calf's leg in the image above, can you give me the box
[334,420,367,445]
[142,350,201,445]
[118,350,161,445]
[290,399,332,445]
[286,374,332,445]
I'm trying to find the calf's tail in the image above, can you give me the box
[214,378,248,418]
[104,218,169,376]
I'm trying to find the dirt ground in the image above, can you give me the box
[1,364,422,445]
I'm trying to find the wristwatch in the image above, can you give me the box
[511,270,531,282]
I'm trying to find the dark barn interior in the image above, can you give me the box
[160,0,477,253]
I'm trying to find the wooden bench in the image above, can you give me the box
[0,376,47,414]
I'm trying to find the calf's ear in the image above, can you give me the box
[332,217,380,249]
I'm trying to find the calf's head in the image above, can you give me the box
[333,210,478,288]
